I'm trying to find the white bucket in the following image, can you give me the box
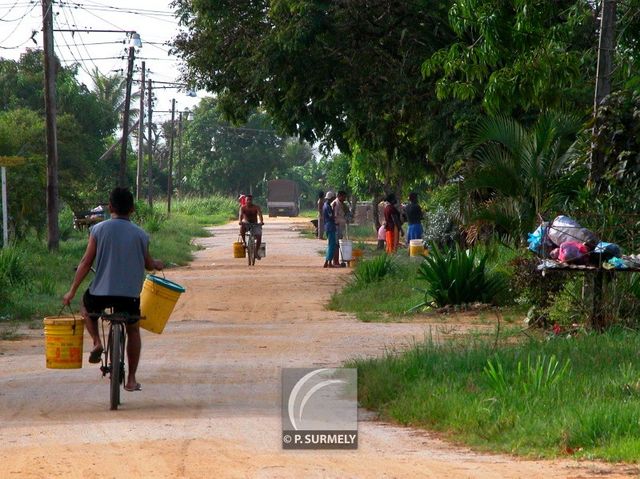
[409,239,425,257]
[259,242,266,258]
[339,239,353,261]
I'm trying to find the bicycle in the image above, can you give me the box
[242,222,262,266]
[91,311,140,410]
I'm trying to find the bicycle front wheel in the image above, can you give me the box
[247,235,255,266]
[109,324,123,410]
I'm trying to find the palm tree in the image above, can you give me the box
[461,112,584,244]
[89,68,140,132]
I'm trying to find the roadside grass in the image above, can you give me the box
[0,196,236,321]
[348,223,377,240]
[352,328,640,461]
[170,196,238,225]
[328,254,424,321]
[298,209,318,219]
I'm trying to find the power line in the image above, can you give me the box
[69,0,175,17]
[0,1,36,45]
[0,0,32,22]
[57,5,96,76]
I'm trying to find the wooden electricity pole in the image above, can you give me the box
[118,43,136,187]
[590,0,617,192]
[42,0,59,251]
[167,98,176,215]
[136,61,145,200]
[147,78,153,207]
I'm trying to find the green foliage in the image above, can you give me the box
[547,278,589,327]
[415,245,507,307]
[484,354,571,399]
[462,112,584,244]
[133,201,167,233]
[423,0,596,114]
[180,98,297,197]
[173,0,461,189]
[0,246,29,287]
[329,257,423,321]
[509,254,567,308]
[352,254,396,287]
[354,330,640,460]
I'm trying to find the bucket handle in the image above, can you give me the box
[57,304,80,335]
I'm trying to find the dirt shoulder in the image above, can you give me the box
[0,217,636,478]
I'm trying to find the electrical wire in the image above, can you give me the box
[58,4,98,75]
[0,0,31,22]
[54,16,93,76]
[0,1,36,45]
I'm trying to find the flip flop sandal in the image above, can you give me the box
[88,346,104,364]
[124,383,142,392]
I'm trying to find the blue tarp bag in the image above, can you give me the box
[528,224,547,254]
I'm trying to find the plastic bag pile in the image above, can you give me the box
[528,215,640,269]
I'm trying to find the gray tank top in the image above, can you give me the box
[89,218,149,297]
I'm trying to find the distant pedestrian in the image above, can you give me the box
[383,193,401,254]
[317,191,325,240]
[323,191,337,268]
[405,192,424,244]
[332,191,348,265]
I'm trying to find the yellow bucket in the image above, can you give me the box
[43,316,84,369]
[351,248,364,267]
[233,241,245,258]
[139,275,186,334]
[409,239,425,257]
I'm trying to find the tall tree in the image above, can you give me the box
[172,0,458,188]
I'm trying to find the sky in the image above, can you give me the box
[0,0,205,119]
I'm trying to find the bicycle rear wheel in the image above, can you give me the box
[109,324,123,410]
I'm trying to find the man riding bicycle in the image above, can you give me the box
[63,187,164,392]
[239,194,264,260]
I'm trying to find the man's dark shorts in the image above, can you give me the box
[82,290,141,324]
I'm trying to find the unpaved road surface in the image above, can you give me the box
[1,217,638,478]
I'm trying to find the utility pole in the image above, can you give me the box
[136,61,145,200]
[118,41,136,187]
[1,166,7,248]
[147,78,153,207]
[167,98,176,215]
[177,111,183,195]
[590,0,617,192]
[42,0,59,251]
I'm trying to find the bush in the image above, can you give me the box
[422,185,460,248]
[0,246,29,286]
[509,254,567,308]
[352,254,396,286]
[133,201,166,233]
[414,245,507,308]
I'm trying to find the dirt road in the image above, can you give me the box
[0,217,637,478]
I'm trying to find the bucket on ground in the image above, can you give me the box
[409,239,425,257]
[233,240,245,258]
[339,239,353,262]
[259,242,266,258]
[43,316,84,369]
[139,275,186,334]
